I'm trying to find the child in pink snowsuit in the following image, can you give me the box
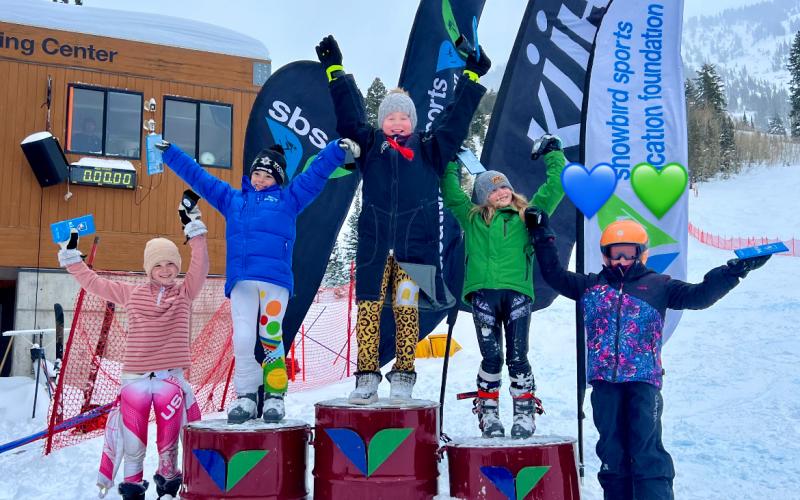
[57,193,208,500]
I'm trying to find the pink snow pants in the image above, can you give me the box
[119,370,186,483]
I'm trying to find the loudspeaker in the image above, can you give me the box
[20,132,69,187]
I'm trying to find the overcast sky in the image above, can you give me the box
[47,0,769,88]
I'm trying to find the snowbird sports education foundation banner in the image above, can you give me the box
[583,0,688,340]
[243,60,360,352]
[481,0,609,310]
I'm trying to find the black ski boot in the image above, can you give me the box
[262,393,285,423]
[154,473,182,499]
[118,480,148,500]
[510,393,544,439]
[473,393,504,438]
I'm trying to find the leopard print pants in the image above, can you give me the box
[356,256,420,372]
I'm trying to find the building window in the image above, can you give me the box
[66,86,142,158]
[164,97,232,168]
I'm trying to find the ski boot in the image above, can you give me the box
[387,370,416,401]
[118,480,148,500]
[510,393,544,439]
[227,393,257,424]
[473,391,505,438]
[348,371,381,405]
[154,473,182,499]
[263,393,285,422]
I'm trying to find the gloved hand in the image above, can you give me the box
[338,138,360,169]
[57,228,83,267]
[531,134,563,161]
[154,140,171,152]
[726,255,770,278]
[178,190,207,240]
[316,35,343,69]
[524,207,555,242]
[464,46,491,78]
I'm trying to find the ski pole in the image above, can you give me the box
[438,304,459,443]
[0,401,115,455]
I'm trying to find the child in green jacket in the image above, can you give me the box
[440,135,565,438]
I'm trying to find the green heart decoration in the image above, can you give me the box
[630,162,688,219]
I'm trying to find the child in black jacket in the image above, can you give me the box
[528,212,770,500]
[316,34,490,404]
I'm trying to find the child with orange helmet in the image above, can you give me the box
[527,214,770,500]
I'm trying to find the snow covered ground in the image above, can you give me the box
[1,163,798,499]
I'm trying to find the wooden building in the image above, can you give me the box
[0,2,270,375]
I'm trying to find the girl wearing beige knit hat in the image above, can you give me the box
[57,191,209,499]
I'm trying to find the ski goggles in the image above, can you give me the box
[601,244,642,261]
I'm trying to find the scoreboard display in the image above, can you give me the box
[69,164,136,190]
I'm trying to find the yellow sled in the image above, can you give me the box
[416,333,462,358]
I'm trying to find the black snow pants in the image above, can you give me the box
[469,289,534,396]
[590,380,675,500]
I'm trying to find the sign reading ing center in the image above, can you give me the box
[0,30,118,62]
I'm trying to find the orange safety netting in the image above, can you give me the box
[688,223,799,257]
[45,272,357,454]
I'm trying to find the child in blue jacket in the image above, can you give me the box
[528,215,770,500]
[158,139,348,423]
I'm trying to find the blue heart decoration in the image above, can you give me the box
[561,162,618,219]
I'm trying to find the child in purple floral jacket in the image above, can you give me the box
[528,216,770,500]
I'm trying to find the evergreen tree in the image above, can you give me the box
[719,114,737,175]
[341,190,361,270]
[323,241,347,286]
[694,64,727,113]
[365,78,388,127]
[788,31,800,138]
[767,114,787,136]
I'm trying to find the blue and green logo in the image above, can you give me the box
[193,449,269,493]
[481,465,550,500]
[325,427,414,477]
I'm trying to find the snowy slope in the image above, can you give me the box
[1,163,798,499]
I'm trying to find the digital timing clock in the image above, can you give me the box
[69,164,137,190]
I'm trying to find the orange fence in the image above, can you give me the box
[688,223,799,257]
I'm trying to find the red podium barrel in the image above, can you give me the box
[313,398,439,499]
[181,419,310,500]
[446,436,580,500]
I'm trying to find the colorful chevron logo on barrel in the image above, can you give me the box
[480,465,550,500]
[324,427,414,477]
[192,449,269,493]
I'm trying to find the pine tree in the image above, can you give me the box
[719,114,737,175]
[787,31,800,138]
[341,190,361,270]
[323,241,346,286]
[694,64,727,113]
[767,114,787,136]
[365,78,388,127]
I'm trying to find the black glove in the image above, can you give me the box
[524,207,554,242]
[57,228,80,251]
[464,46,491,77]
[178,190,201,227]
[154,140,171,152]
[315,35,343,69]
[531,134,563,161]
[726,255,771,278]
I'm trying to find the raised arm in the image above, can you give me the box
[284,140,346,214]
[57,231,131,304]
[440,161,474,227]
[317,35,374,151]
[160,142,235,215]
[176,191,210,300]
[529,137,566,216]
[529,212,592,301]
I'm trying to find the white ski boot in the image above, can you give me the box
[474,392,505,438]
[227,393,257,424]
[262,394,285,423]
[387,370,417,401]
[348,371,381,404]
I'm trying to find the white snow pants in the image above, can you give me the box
[230,280,289,395]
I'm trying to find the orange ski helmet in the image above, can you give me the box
[600,219,649,264]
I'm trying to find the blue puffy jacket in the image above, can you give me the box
[162,141,344,297]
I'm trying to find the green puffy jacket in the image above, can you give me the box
[441,151,566,303]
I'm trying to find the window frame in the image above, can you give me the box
[65,84,143,159]
[162,96,233,169]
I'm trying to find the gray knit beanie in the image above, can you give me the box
[378,89,417,131]
[474,170,514,205]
